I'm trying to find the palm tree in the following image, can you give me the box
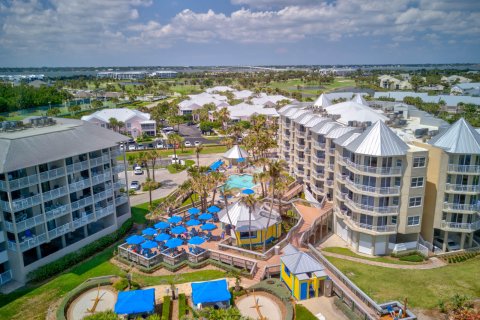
[218,107,230,130]
[108,117,119,132]
[220,187,234,233]
[194,144,203,167]
[242,194,258,251]
[137,151,153,206]
[210,171,226,205]
[117,121,125,133]
[221,136,235,149]
[147,149,160,182]
[167,133,182,159]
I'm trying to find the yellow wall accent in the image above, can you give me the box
[281,262,326,300]
[235,223,282,246]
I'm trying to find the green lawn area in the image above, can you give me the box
[170,84,203,95]
[295,304,318,320]
[166,159,195,174]
[322,247,423,265]
[130,199,165,224]
[122,145,227,161]
[182,193,199,206]
[326,256,480,310]
[267,77,356,95]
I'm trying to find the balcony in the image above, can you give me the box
[296,130,307,138]
[335,190,347,200]
[340,157,402,176]
[0,270,12,286]
[113,164,126,174]
[326,163,335,171]
[48,223,72,240]
[443,202,480,212]
[5,214,45,233]
[336,173,347,183]
[111,149,123,158]
[92,172,111,185]
[45,203,70,221]
[66,160,89,173]
[5,174,39,191]
[447,164,480,174]
[42,186,68,202]
[93,189,114,202]
[39,167,66,182]
[0,180,6,191]
[8,233,48,252]
[345,177,400,195]
[0,200,10,212]
[296,156,306,164]
[71,196,94,211]
[344,197,399,215]
[313,141,326,150]
[72,211,95,229]
[90,154,110,168]
[440,220,480,232]
[343,215,397,234]
[328,147,336,154]
[10,194,43,212]
[115,195,129,206]
[69,178,91,193]
[311,185,325,194]
[294,168,305,176]
[445,184,480,193]
[312,156,325,165]
[96,204,115,219]
[326,179,334,187]
[296,143,307,151]
[114,181,126,190]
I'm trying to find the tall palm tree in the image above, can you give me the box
[218,107,230,130]
[220,186,234,234]
[210,171,226,205]
[167,133,182,159]
[242,194,258,251]
[147,149,160,182]
[194,144,203,167]
[137,151,153,206]
[117,121,125,133]
[221,136,235,149]
[108,117,119,132]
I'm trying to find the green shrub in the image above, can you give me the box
[112,277,140,291]
[161,296,171,320]
[142,180,161,191]
[399,254,424,262]
[178,293,187,317]
[28,219,133,282]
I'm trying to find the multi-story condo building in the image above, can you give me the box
[414,118,480,251]
[0,117,130,288]
[278,95,450,255]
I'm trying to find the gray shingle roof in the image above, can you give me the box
[0,118,128,173]
[281,249,325,275]
[345,121,409,156]
[428,118,480,154]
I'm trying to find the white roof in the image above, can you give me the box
[227,103,278,119]
[81,108,150,123]
[325,126,356,139]
[251,93,292,106]
[206,86,235,93]
[324,101,388,125]
[334,132,362,147]
[304,115,329,128]
[281,247,325,275]
[233,90,254,99]
[429,118,480,154]
[223,145,249,159]
[352,93,368,106]
[313,94,332,108]
[311,121,338,135]
[178,92,229,111]
[218,201,280,231]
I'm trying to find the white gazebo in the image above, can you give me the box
[222,145,249,166]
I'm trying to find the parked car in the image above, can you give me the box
[128,144,136,151]
[137,144,145,150]
[184,141,192,147]
[163,127,174,132]
[194,141,201,147]
[166,131,175,135]
[129,181,140,191]
[119,144,125,151]
[147,143,154,149]
[156,142,164,149]
[433,237,460,251]
[170,155,182,165]
[133,166,143,175]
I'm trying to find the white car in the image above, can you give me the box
[133,166,143,175]
[170,155,183,165]
[128,144,136,151]
[163,127,174,132]
[137,144,145,150]
[119,144,125,151]
[156,142,164,149]
[129,181,140,191]
[194,141,201,147]
[433,237,460,251]
[184,141,192,147]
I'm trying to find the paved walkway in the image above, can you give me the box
[298,296,349,320]
[321,251,446,269]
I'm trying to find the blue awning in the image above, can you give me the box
[142,228,156,236]
[191,279,231,305]
[209,160,223,171]
[186,219,201,226]
[155,233,171,241]
[168,216,183,224]
[198,213,213,221]
[141,240,158,249]
[114,288,155,315]
[189,236,205,246]
[165,237,183,248]
[201,223,216,231]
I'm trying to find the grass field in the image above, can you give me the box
[322,247,423,265]
[122,145,227,161]
[326,256,480,309]
[267,77,356,95]
[295,304,318,320]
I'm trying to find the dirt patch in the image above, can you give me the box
[236,291,286,320]
[67,286,116,320]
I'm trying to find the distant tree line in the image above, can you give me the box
[0,83,73,113]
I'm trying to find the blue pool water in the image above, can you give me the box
[224,174,255,190]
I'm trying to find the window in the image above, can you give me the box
[239,231,256,239]
[411,177,424,188]
[284,266,290,277]
[407,216,420,226]
[409,197,422,207]
[413,157,426,168]
[391,216,397,224]
[394,177,401,187]
[126,122,132,128]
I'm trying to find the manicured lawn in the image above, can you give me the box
[326,256,480,309]
[170,84,203,95]
[322,247,423,265]
[122,145,227,161]
[267,77,356,95]
[295,304,318,320]
[130,199,165,224]
[166,159,195,174]
[182,193,199,206]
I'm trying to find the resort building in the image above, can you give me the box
[0,117,130,287]
[222,103,279,122]
[280,244,327,300]
[96,71,147,80]
[218,201,282,247]
[414,118,480,251]
[378,75,412,90]
[178,92,229,116]
[81,108,156,138]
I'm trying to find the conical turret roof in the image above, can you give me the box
[428,118,480,154]
[313,94,332,108]
[352,93,368,106]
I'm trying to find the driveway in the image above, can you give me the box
[177,124,221,145]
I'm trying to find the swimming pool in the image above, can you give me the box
[224,174,255,190]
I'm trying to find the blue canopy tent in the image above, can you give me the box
[142,228,156,236]
[165,238,183,249]
[126,235,145,245]
[141,240,158,249]
[154,221,169,230]
[191,279,231,308]
[186,219,201,227]
[242,188,254,195]
[209,160,223,171]
[168,216,183,224]
[155,233,171,242]
[114,288,155,315]
[171,226,187,235]
[207,205,221,213]
[237,157,245,163]
[201,223,216,231]
[188,207,201,215]
[188,236,205,246]
[198,213,213,221]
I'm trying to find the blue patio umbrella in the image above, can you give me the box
[171,225,187,235]
[187,207,201,215]
[126,235,145,245]
[198,213,213,220]
[168,215,183,224]
[201,223,217,231]
[165,238,183,249]
[155,233,171,242]
[154,221,169,230]
[242,188,255,195]
[186,219,201,227]
[142,228,156,236]
[237,157,245,163]
[188,236,205,246]
[207,205,221,213]
[141,240,158,249]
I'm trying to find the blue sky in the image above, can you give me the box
[0,0,479,67]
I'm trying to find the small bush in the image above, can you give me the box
[399,254,424,262]
[112,277,140,291]
[178,293,187,317]
[161,296,171,320]
[142,180,161,191]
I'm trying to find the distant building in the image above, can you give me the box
[374,91,480,110]
[250,93,293,107]
[149,71,177,78]
[418,84,444,92]
[178,92,229,116]
[441,75,471,84]
[378,75,412,90]
[451,82,480,96]
[97,71,147,80]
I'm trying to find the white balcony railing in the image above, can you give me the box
[345,177,400,195]
[447,164,480,174]
[443,202,480,212]
[115,195,129,205]
[343,215,397,233]
[6,174,40,191]
[42,186,68,202]
[0,200,10,212]
[313,141,326,149]
[69,178,91,193]
[113,164,126,174]
[70,196,94,211]
[341,157,402,175]
[312,156,325,165]
[440,220,480,231]
[7,214,46,232]
[96,204,115,219]
[90,154,110,168]
[48,223,72,240]
[11,233,48,252]
[10,194,43,212]
[39,167,66,182]
[66,160,90,173]
[0,180,6,191]
[445,184,480,193]
[0,270,12,285]
[92,172,111,185]
[111,149,123,158]
[93,189,114,202]
[344,197,399,214]
[72,212,95,229]
[45,203,70,221]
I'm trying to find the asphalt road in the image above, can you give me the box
[176,124,221,145]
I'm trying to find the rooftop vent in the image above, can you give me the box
[29,116,56,127]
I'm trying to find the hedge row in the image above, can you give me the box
[29,218,133,282]
[161,296,171,320]
[178,293,187,318]
[399,254,425,262]
[447,252,479,264]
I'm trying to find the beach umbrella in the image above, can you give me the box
[126,235,144,245]
[171,225,187,235]
[198,213,213,221]
[188,236,205,246]
[154,221,169,230]
[142,228,156,236]
[165,238,183,249]
[237,157,245,163]
[201,223,217,231]
[207,205,221,213]
[168,215,183,224]
[186,219,201,227]
[155,233,171,242]
[187,207,201,215]
[141,240,158,249]
[242,188,254,195]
